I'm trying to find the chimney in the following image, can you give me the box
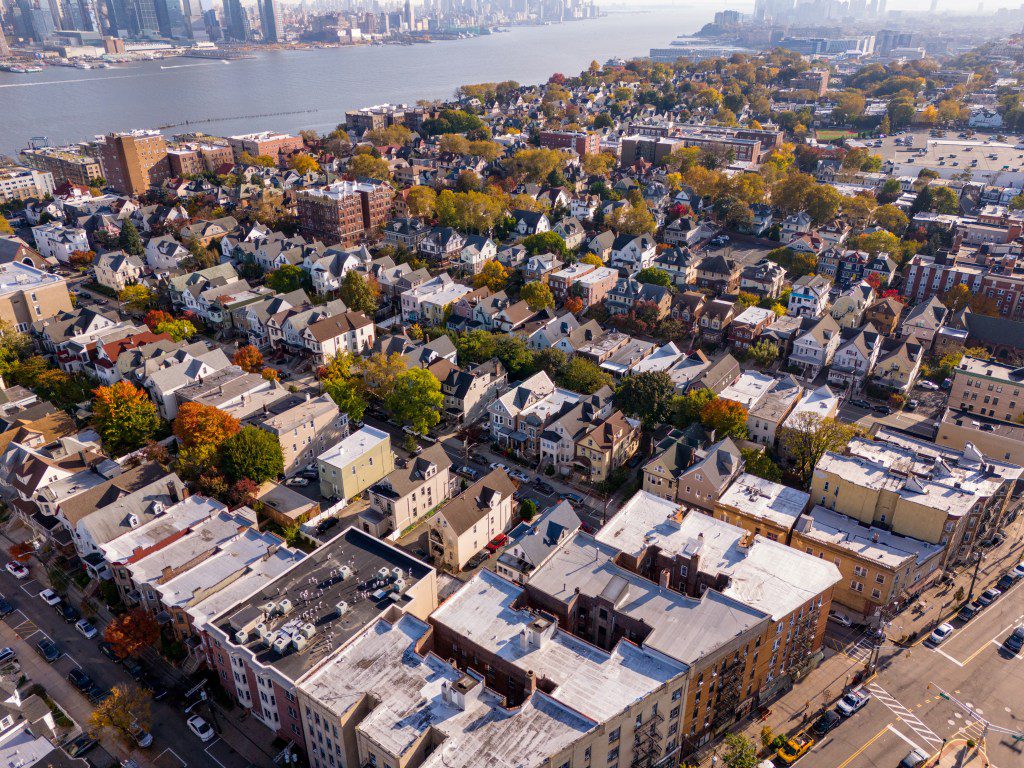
[167,480,185,504]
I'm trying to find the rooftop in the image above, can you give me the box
[318,426,391,470]
[717,473,809,530]
[214,527,433,681]
[798,505,944,569]
[0,261,65,296]
[719,370,778,410]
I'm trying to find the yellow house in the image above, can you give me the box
[871,338,924,393]
[317,426,395,501]
[573,410,641,483]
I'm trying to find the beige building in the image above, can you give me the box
[643,436,743,510]
[574,410,641,483]
[254,393,349,476]
[317,426,395,501]
[950,356,1024,422]
[364,443,452,536]
[714,472,809,543]
[937,407,1024,465]
[810,430,1021,567]
[22,146,103,186]
[303,311,375,365]
[0,167,55,203]
[0,262,73,332]
[429,469,515,571]
[96,130,169,195]
[791,505,944,617]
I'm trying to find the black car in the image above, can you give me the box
[1004,626,1024,654]
[63,734,98,757]
[316,517,340,536]
[873,404,893,415]
[67,668,93,692]
[98,641,120,662]
[57,603,81,623]
[86,684,111,704]
[532,479,555,495]
[850,399,871,409]
[36,638,59,663]
[142,675,169,701]
[122,657,146,680]
[812,709,842,736]
[0,598,14,617]
[997,573,1017,591]
[298,467,319,480]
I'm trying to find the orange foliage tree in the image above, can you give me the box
[232,344,264,373]
[92,381,160,455]
[172,401,241,474]
[103,608,160,659]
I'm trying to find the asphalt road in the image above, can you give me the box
[796,565,1024,768]
[0,565,261,768]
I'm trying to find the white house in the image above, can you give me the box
[31,223,89,264]
[609,234,657,272]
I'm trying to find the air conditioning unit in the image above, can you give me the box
[272,635,290,654]
[338,565,352,580]
[394,578,406,592]
[291,635,308,652]
[278,598,294,615]
[234,630,249,644]
[301,623,316,639]
[335,601,349,617]
[377,567,391,579]
[262,602,277,616]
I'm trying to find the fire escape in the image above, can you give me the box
[710,653,745,731]
[631,708,665,768]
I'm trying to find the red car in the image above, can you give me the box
[485,534,509,553]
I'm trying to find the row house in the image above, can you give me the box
[654,246,700,287]
[266,302,346,353]
[401,274,473,324]
[573,266,619,308]
[817,248,896,290]
[605,278,671,318]
[441,358,507,424]
[252,393,349,476]
[699,299,736,344]
[787,274,831,319]
[789,314,841,380]
[827,324,883,391]
[739,259,786,298]
[642,435,744,511]
[830,281,875,329]
[609,234,657,272]
[302,311,375,365]
[727,306,776,351]
[538,390,615,474]
[383,217,429,250]
[694,253,740,294]
[418,226,465,262]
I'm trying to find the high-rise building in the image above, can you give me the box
[22,145,104,186]
[202,6,220,38]
[0,26,9,55]
[296,180,394,246]
[258,0,280,41]
[221,0,249,39]
[96,129,169,195]
[154,0,186,36]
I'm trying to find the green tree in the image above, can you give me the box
[455,329,499,364]
[931,186,960,215]
[338,270,380,314]
[118,220,144,256]
[672,388,717,426]
[266,264,305,293]
[360,352,407,402]
[722,733,759,768]
[219,426,284,483]
[635,268,672,288]
[741,448,783,482]
[615,371,674,447]
[559,357,613,395]
[873,204,909,234]
[804,184,844,226]
[494,335,536,379]
[92,381,160,456]
[780,413,858,486]
[748,338,779,368]
[386,368,443,435]
[522,231,568,257]
[321,352,367,422]
[520,281,554,311]
[607,198,657,235]
[155,318,197,342]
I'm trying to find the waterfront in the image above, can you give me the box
[0,6,713,154]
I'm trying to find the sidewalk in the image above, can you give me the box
[928,739,992,768]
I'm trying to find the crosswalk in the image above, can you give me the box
[830,631,876,663]
[866,682,944,749]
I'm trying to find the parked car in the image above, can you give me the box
[38,589,61,606]
[58,603,80,623]
[75,619,98,639]
[98,640,120,662]
[509,469,531,483]
[130,722,153,748]
[466,551,490,569]
[776,733,815,764]
[485,534,509,553]
[5,561,28,579]
[141,676,169,701]
[87,684,111,704]
[63,734,98,757]
[811,709,841,736]
[997,573,1017,591]
[978,587,1002,606]
[0,647,16,666]
[827,609,852,627]
[489,462,509,473]
[284,477,309,487]
[1004,625,1024,654]
[122,657,146,681]
[899,748,930,768]
[67,668,94,693]
[36,638,59,663]
[298,467,318,480]
[533,479,555,495]
[957,601,981,622]
[927,623,954,646]
[1014,560,1024,578]
[918,380,940,391]
[315,517,340,536]
[849,398,872,409]
[872,404,893,416]
[457,466,480,481]
[187,715,216,742]
[835,688,871,717]
[905,399,919,411]
[562,492,585,505]
[0,598,15,617]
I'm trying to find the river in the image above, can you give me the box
[0,5,714,155]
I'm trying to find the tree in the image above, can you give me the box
[873,204,909,234]
[494,335,537,379]
[360,352,407,402]
[155,318,197,342]
[931,186,960,215]
[791,252,818,278]
[93,381,160,455]
[520,281,554,311]
[673,388,717,426]
[90,684,152,744]
[118,284,154,313]
[289,154,320,175]
[522,231,568,258]
[173,401,240,475]
[580,252,604,267]
[615,371,674,442]
[508,148,568,183]
[721,733,759,768]
[635,268,672,288]
[607,198,657,235]
[364,124,412,146]
[406,185,437,218]
[232,344,264,373]
[700,398,748,439]
[520,498,538,521]
[0,320,30,379]
[559,357,613,395]
[563,296,584,314]
[582,152,616,178]
[103,608,160,659]
[0,215,12,235]
[780,413,858,486]
[748,338,779,368]
[219,426,284,483]
[741,448,783,482]
[386,368,443,435]
[118,220,144,256]
[69,249,95,270]
[266,263,305,293]
[143,309,173,331]
[736,291,760,310]
[321,352,367,422]
[348,153,391,180]
[804,184,844,226]
[943,284,971,313]
[474,260,509,292]
[338,270,380,314]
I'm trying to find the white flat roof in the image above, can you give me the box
[318,425,390,470]
[718,473,809,530]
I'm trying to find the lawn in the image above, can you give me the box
[816,129,859,141]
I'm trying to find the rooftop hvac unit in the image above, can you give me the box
[272,635,290,654]
[234,630,249,644]
[292,635,308,652]
[377,567,391,579]
[260,630,274,649]
[278,598,294,615]
[391,567,403,580]
[262,602,277,616]
[393,578,406,592]
[301,623,316,639]
[338,565,352,580]
[335,601,349,617]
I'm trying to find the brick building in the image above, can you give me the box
[296,181,393,246]
[96,130,170,195]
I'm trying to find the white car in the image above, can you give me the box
[187,715,215,742]
[284,477,309,487]
[835,688,871,717]
[1014,561,1024,578]
[5,561,28,579]
[928,623,954,646]
[828,609,852,627]
[130,722,153,748]
[38,589,61,606]
[75,619,98,639]
[509,470,531,483]
[489,462,509,472]
[918,380,940,391]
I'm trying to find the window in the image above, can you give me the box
[608,728,620,744]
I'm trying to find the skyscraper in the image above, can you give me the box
[221,0,249,39]
[258,0,279,41]
[154,0,186,36]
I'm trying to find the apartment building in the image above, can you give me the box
[206,528,437,744]
[31,223,89,264]
[317,426,395,501]
[96,130,169,195]
[227,131,304,161]
[22,146,103,186]
[950,355,1024,422]
[0,262,73,332]
[0,167,55,203]
[253,394,349,477]
[296,181,393,246]
[937,408,1024,465]
[810,430,1022,568]
[365,443,452,536]
[428,468,516,571]
[573,266,619,308]
[440,359,507,424]
[548,262,596,303]
[538,129,601,155]
[715,473,809,543]
[167,143,235,176]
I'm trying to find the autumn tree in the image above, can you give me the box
[155,318,197,342]
[321,352,367,422]
[386,368,443,435]
[607,198,657,235]
[579,253,604,267]
[508,148,568,183]
[69,250,95,270]
[338,270,380,314]
[673,388,717,426]
[143,309,173,331]
[474,260,509,292]
[103,608,160,659]
[721,733,759,768]
[289,154,320,175]
[780,413,859,486]
[563,296,584,314]
[218,426,284,483]
[118,284,154,313]
[699,398,749,439]
[873,204,909,234]
[232,344,264,373]
[93,381,160,455]
[90,684,152,744]
[0,215,12,235]
[360,352,407,401]
[943,284,971,313]
[406,185,437,218]
[173,401,240,475]
[520,281,554,311]
[348,153,391,181]
[582,152,617,178]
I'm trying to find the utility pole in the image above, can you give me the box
[967,550,985,602]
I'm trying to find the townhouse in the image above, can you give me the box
[252,394,349,477]
[428,468,516,570]
[365,443,453,537]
